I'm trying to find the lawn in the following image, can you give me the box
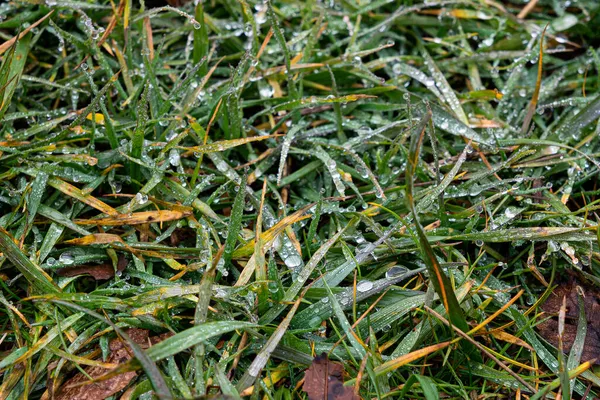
[1,0,600,399]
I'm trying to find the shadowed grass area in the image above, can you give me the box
[1,0,600,398]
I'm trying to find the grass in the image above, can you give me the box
[1,0,600,398]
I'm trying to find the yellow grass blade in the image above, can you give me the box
[74,210,192,226]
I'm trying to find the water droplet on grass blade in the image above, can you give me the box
[169,149,181,166]
[504,207,517,218]
[356,280,373,292]
[135,193,149,204]
[59,252,75,265]
[385,266,407,278]
[284,254,302,268]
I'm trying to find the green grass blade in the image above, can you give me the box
[567,291,587,396]
[46,300,172,399]
[0,33,30,120]
[223,174,247,267]
[405,109,477,359]
[0,228,60,294]
[236,300,300,392]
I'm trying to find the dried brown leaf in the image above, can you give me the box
[56,256,128,280]
[302,353,359,400]
[537,279,600,364]
[55,329,171,400]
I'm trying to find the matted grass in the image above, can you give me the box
[1,0,600,398]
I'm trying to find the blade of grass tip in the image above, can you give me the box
[25,171,48,228]
[415,141,470,214]
[195,230,217,325]
[306,197,322,246]
[233,203,313,259]
[0,11,53,56]
[0,34,30,120]
[324,279,367,359]
[521,24,547,135]
[144,320,258,362]
[276,124,305,186]
[314,146,345,197]
[45,299,173,399]
[0,35,18,104]
[130,83,150,183]
[420,45,468,125]
[166,357,192,398]
[214,363,241,398]
[373,341,453,377]
[326,143,386,201]
[37,204,91,236]
[236,296,302,392]
[0,228,60,294]
[193,237,218,397]
[405,110,479,360]
[399,375,440,400]
[567,287,587,397]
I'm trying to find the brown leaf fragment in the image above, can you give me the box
[302,353,359,400]
[56,255,128,280]
[55,329,171,400]
[537,279,600,364]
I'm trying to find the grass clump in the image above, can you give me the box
[1,0,600,398]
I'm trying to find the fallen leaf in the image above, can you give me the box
[537,278,600,364]
[302,353,359,400]
[55,329,171,400]
[56,255,128,280]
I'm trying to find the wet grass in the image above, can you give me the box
[1,0,600,398]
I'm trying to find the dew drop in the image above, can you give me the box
[385,266,407,278]
[356,280,373,292]
[135,192,149,204]
[59,252,75,265]
[504,207,517,218]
